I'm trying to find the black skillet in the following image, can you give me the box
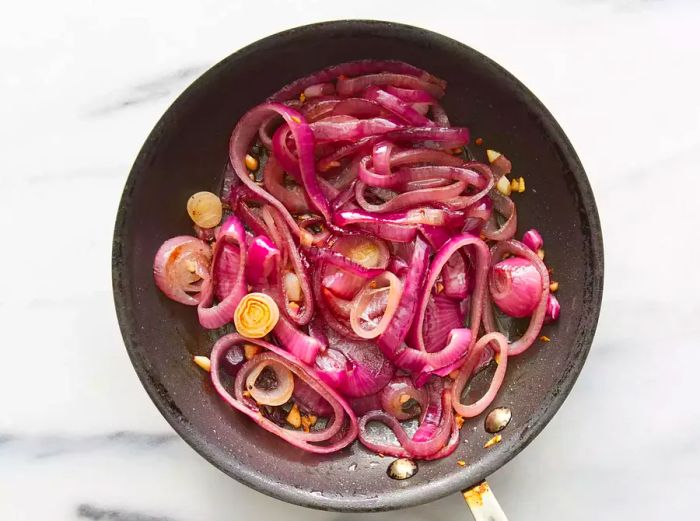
[112,20,603,513]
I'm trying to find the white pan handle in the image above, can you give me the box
[462,481,509,521]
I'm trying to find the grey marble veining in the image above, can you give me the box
[1,0,699,520]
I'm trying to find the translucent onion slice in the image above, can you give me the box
[245,360,294,406]
[349,271,403,339]
[234,292,280,339]
[153,236,212,305]
[186,191,223,229]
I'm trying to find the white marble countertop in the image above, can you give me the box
[2,1,699,519]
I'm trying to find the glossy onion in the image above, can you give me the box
[186,191,223,229]
[234,292,280,338]
[489,257,542,318]
[245,359,294,406]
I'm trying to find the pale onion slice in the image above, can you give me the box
[234,292,280,338]
[245,360,294,406]
[349,271,403,339]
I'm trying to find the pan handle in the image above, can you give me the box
[462,481,509,521]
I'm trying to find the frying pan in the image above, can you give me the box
[112,20,603,515]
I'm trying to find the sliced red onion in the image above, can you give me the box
[153,236,212,305]
[545,293,561,323]
[430,103,450,126]
[380,376,428,421]
[317,136,380,173]
[407,294,465,354]
[331,97,383,118]
[483,190,517,241]
[463,196,494,233]
[489,154,512,180]
[292,377,333,416]
[210,334,358,453]
[377,236,431,358]
[310,117,402,142]
[358,387,454,459]
[245,360,294,406]
[411,233,490,353]
[349,271,403,339]
[418,225,451,250]
[489,257,543,318]
[522,228,544,252]
[262,156,310,214]
[452,332,509,418]
[315,327,394,398]
[197,217,248,329]
[338,72,445,99]
[269,60,444,103]
[273,314,324,364]
[229,102,330,237]
[483,240,550,356]
[334,207,463,228]
[348,393,382,416]
[303,82,336,98]
[387,126,470,149]
[385,86,435,103]
[214,243,241,301]
[320,235,390,300]
[364,86,434,126]
[264,206,314,326]
[442,251,469,299]
[246,235,280,285]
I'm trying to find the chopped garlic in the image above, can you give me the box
[518,177,526,192]
[496,176,512,196]
[550,281,559,292]
[537,248,545,260]
[486,149,502,163]
[484,434,502,448]
[287,403,301,428]
[245,154,258,171]
[193,356,211,372]
[244,343,261,360]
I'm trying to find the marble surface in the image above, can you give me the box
[2,0,699,519]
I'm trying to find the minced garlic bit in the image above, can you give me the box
[457,460,466,467]
[494,352,501,365]
[518,176,526,193]
[510,179,519,192]
[540,335,551,342]
[455,415,465,429]
[496,176,511,196]
[244,343,261,360]
[486,149,502,163]
[287,403,301,428]
[537,248,545,260]
[484,434,502,448]
[193,355,211,372]
[299,92,306,103]
[245,154,259,171]
[301,414,318,433]
[550,281,559,292]
[399,393,411,404]
[242,390,251,398]
[448,369,460,380]
[291,116,301,124]
[475,137,484,146]
[435,282,445,294]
